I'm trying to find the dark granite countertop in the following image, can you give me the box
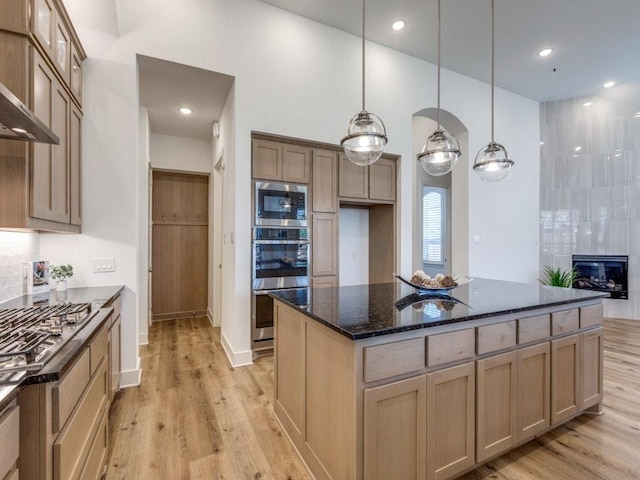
[270,278,608,341]
[0,285,124,410]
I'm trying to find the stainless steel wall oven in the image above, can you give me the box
[255,181,308,227]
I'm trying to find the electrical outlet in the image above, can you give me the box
[94,257,116,273]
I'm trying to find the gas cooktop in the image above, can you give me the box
[0,302,92,384]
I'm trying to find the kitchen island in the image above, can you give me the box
[271,279,607,480]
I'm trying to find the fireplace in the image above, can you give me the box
[572,255,628,299]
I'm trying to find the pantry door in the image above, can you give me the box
[152,171,208,320]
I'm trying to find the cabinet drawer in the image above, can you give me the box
[580,303,604,329]
[54,358,108,480]
[53,347,91,433]
[477,321,516,355]
[426,329,475,367]
[90,323,108,376]
[518,314,550,344]
[364,338,425,383]
[0,405,19,480]
[79,407,108,480]
[551,309,579,336]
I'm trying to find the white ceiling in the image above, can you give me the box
[137,55,234,140]
[258,0,640,106]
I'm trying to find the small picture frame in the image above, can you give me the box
[28,260,50,295]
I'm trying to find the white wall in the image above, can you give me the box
[339,208,369,286]
[57,0,540,370]
[150,133,212,173]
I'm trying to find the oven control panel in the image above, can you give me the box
[254,227,308,241]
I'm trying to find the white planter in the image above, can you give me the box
[56,280,67,291]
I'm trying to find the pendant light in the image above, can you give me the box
[341,0,388,166]
[473,0,514,182]
[418,0,461,177]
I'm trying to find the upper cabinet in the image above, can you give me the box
[252,139,311,184]
[339,155,396,203]
[0,0,86,232]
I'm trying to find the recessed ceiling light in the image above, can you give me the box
[615,153,622,158]
[538,48,552,57]
[392,20,405,31]
[583,102,592,107]
[575,146,582,152]
[634,112,640,117]
[11,127,27,134]
[603,81,616,88]
[539,141,544,145]
[179,107,192,115]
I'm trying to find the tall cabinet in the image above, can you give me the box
[0,0,85,232]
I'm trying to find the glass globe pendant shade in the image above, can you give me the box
[341,111,388,166]
[418,129,461,176]
[473,141,514,182]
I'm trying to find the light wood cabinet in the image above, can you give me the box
[476,351,517,462]
[310,275,337,289]
[70,103,82,225]
[312,149,338,212]
[104,293,122,402]
[517,342,550,441]
[311,212,338,277]
[581,328,603,411]
[339,154,396,202]
[252,139,310,183]
[0,404,20,480]
[551,333,581,425]
[364,376,427,480]
[32,0,55,56]
[426,362,475,480]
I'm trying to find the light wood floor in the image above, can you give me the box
[107,317,640,479]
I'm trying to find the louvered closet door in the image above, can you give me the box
[152,171,208,320]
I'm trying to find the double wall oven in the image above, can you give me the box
[252,181,310,349]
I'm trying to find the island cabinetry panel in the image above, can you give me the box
[517,314,550,344]
[551,308,579,335]
[476,351,517,462]
[0,404,20,480]
[311,212,338,276]
[426,328,475,367]
[364,337,424,383]
[581,327,603,411]
[517,342,550,441]
[580,303,604,329]
[364,376,426,480]
[252,139,310,183]
[426,362,475,480]
[338,155,396,202]
[311,149,338,212]
[476,321,516,355]
[550,333,581,425]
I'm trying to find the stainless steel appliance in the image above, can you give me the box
[0,302,92,384]
[255,181,308,227]
[252,227,310,349]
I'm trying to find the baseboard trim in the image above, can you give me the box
[120,357,142,388]
[207,308,214,326]
[138,331,149,346]
[220,331,253,367]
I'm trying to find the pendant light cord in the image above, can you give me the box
[490,0,495,143]
[361,0,366,112]
[436,0,441,129]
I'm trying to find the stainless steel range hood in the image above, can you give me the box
[0,81,59,144]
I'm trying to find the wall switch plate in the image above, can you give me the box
[94,257,116,273]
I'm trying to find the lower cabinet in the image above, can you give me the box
[551,334,581,425]
[476,351,517,462]
[364,376,427,480]
[426,362,475,480]
[581,328,603,411]
[0,403,19,480]
[517,342,550,441]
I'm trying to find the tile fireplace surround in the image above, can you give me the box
[540,96,639,320]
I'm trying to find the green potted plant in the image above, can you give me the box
[539,265,577,288]
[50,264,73,291]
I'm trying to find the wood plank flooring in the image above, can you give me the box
[107,317,640,479]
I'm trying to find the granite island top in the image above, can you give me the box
[0,285,124,410]
[270,278,608,340]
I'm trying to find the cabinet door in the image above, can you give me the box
[70,42,82,104]
[517,342,550,442]
[311,212,337,276]
[426,362,475,480]
[252,139,282,181]
[551,334,581,425]
[31,50,71,223]
[109,315,121,401]
[364,376,426,480]
[581,328,603,411]
[70,104,82,225]
[311,275,337,289]
[53,12,70,84]
[369,158,395,201]
[476,350,517,462]
[282,144,310,184]
[32,0,55,57]
[339,153,368,199]
[312,149,338,212]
